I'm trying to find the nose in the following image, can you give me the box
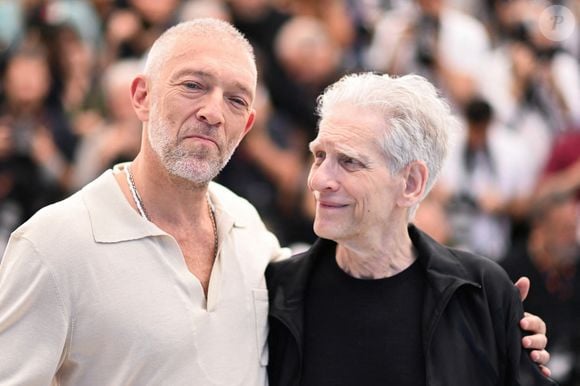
[308,160,339,193]
[197,90,225,127]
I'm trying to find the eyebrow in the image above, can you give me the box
[170,69,253,100]
[339,147,370,164]
[308,140,371,163]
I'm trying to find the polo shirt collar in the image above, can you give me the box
[82,169,245,244]
[82,169,164,243]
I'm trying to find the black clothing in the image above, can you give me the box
[266,226,557,386]
[301,243,425,386]
[502,239,580,385]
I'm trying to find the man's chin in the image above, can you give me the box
[167,160,223,186]
[313,222,340,241]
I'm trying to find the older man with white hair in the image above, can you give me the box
[266,72,557,386]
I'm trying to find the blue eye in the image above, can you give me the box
[183,82,202,90]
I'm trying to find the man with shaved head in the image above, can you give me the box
[0,19,283,385]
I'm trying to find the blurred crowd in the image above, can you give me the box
[0,0,579,383]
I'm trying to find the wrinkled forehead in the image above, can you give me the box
[311,107,386,155]
[317,104,385,140]
[148,27,257,79]
[172,32,256,73]
[153,33,257,96]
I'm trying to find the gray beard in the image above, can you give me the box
[148,110,237,186]
[160,145,226,186]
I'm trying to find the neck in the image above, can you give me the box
[127,156,210,227]
[335,225,416,279]
[119,157,219,297]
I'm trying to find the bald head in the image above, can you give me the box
[144,18,257,84]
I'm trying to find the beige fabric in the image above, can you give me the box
[0,167,289,385]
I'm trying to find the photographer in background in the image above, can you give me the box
[479,1,580,187]
[0,47,77,192]
[0,116,61,258]
[365,0,491,107]
[502,192,580,386]
[438,97,534,260]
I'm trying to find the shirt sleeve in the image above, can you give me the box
[0,234,70,385]
[268,240,292,264]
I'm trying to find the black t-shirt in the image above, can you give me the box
[301,245,427,386]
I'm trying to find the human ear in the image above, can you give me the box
[397,161,429,208]
[242,108,256,136]
[130,75,150,122]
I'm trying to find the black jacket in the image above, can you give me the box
[266,226,557,386]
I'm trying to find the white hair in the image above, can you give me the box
[143,18,256,84]
[316,72,458,217]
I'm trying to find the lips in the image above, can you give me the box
[317,200,348,209]
[184,134,219,147]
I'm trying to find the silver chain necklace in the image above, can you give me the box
[124,163,219,259]
[125,163,149,220]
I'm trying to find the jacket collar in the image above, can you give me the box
[267,225,481,328]
[268,237,331,307]
[407,225,482,340]
[266,237,334,367]
[269,226,480,299]
[408,225,481,294]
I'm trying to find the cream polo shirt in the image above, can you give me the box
[0,167,289,385]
